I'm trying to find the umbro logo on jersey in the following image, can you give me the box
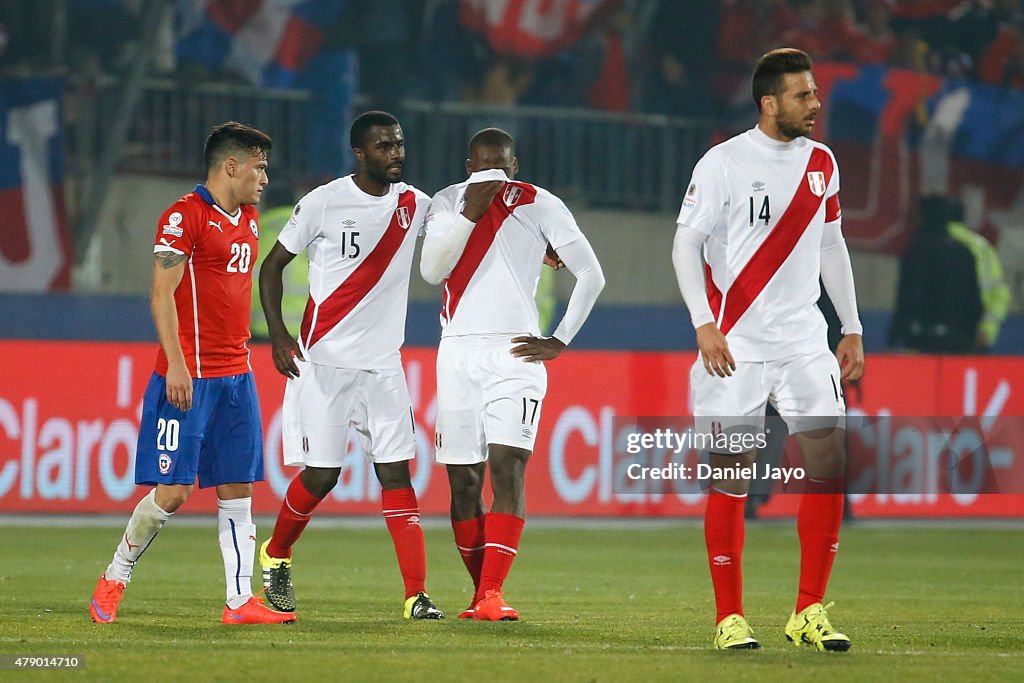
[208,220,224,233]
[752,181,765,191]
[503,185,523,207]
[806,171,826,197]
[342,219,356,226]
[395,206,411,229]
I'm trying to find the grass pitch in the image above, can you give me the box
[2,520,1021,682]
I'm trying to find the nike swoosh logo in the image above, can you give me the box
[91,598,112,621]
[227,612,243,621]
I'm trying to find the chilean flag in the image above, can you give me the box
[176,0,350,87]
[459,0,614,58]
[0,77,72,291]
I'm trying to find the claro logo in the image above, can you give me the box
[0,356,140,501]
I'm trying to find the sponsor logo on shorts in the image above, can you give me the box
[158,454,172,474]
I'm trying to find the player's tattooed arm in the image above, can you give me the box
[155,252,188,269]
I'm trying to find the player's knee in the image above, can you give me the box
[446,464,484,500]
[154,485,192,512]
[374,460,412,490]
[301,466,341,498]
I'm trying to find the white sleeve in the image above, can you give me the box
[537,192,586,249]
[676,151,728,236]
[420,201,475,285]
[672,225,716,329]
[820,222,863,335]
[277,188,324,254]
[550,237,605,345]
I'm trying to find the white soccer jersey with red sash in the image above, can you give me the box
[677,126,842,362]
[277,176,429,369]
[427,179,585,338]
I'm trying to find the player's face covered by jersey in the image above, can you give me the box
[359,125,405,185]
[467,145,517,180]
[771,71,821,140]
[230,151,269,206]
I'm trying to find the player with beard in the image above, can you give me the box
[672,49,864,650]
[257,111,444,620]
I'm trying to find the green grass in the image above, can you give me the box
[2,521,1022,682]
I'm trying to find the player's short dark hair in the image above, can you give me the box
[469,127,515,155]
[203,121,272,170]
[350,110,400,149]
[752,48,814,111]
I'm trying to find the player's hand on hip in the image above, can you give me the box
[270,333,305,379]
[462,180,504,221]
[835,334,864,381]
[511,335,566,363]
[543,243,564,270]
[165,362,193,411]
[696,323,735,377]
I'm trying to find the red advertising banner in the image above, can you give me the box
[1,341,1021,517]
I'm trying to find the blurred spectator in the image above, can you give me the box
[889,196,983,353]
[330,0,413,112]
[573,1,637,113]
[0,0,61,71]
[946,199,1011,350]
[66,0,139,75]
[639,0,720,117]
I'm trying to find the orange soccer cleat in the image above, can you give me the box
[90,574,126,624]
[222,596,297,625]
[471,590,519,621]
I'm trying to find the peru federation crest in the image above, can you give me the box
[395,206,411,229]
[503,185,522,207]
[806,171,826,197]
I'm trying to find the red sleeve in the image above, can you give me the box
[154,197,200,256]
[825,193,842,223]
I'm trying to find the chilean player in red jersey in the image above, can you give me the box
[256,111,444,620]
[89,122,294,625]
[672,49,864,650]
[421,129,605,620]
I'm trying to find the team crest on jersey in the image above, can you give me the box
[158,454,172,474]
[806,171,826,197]
[162,211,184,235]
[683,183,697,208]
[249,219,259,237]
[395,206,411,229]
[503,185,523,207]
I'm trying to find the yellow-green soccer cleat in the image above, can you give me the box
[259,539,295,613]
[714,613,760,650]
[404,591,445,620]
[785,601,851,652]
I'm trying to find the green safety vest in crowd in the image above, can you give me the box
[251,205,309,340]
[948,221,1010,348]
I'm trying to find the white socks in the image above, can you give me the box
[106,489,172,583]
[218,497,256,609]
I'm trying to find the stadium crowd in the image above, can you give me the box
[2,0,1023,113]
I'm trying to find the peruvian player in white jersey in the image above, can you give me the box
[672,49,864,652]
[256,112,443,621]
[420,128,605,621]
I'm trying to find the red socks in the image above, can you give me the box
[476,513,524,601]
[382,488,427,599]
[267,475,324,559]
[704,488,746,624]
[796,477,844,613]
[451,515,486,591]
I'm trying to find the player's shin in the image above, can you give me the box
[382,488,427,598]
[705,487,747,624]
[218,497,256,609]
[106,489,172,583]
[796,477,844,613]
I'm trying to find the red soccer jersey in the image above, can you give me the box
[152,185,259,378]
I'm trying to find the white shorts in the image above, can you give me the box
[435,336,548,465]
[690,347,846,442]
[281,360,415,467]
